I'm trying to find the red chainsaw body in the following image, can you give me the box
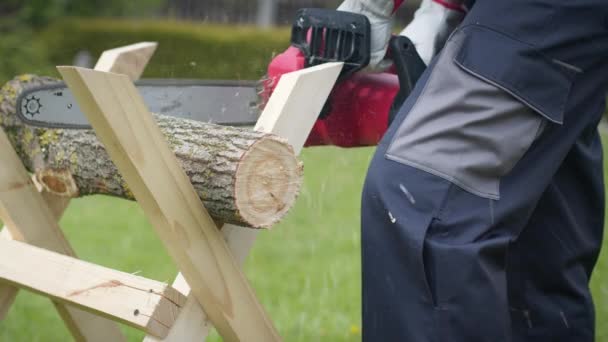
[264,46,399,147]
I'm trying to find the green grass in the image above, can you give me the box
[0,144,607,341]
[40,18,290,81]
[593,140,608,341]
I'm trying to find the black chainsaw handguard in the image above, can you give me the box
[291,8,372,80]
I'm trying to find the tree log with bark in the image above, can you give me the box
[0,75,302,228]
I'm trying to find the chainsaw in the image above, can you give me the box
[15,8,425,147]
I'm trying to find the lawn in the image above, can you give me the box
[0,144,607,341]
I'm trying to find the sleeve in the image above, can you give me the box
[399,0,466,64]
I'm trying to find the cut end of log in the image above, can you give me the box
[235,135,303,228]
[33,169,79,198]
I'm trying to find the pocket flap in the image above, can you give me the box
[454,25,576,124]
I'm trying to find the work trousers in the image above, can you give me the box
[362,1,608,340]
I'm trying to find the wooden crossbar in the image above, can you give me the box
[0,238,185,338]
[0,129,126,341]
[94,42,157,80]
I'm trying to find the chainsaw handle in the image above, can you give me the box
[387,35,427,125]
[291,8,371,80]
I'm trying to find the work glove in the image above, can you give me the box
[399,0,466,65]
[338,0,465,69]
[337,0,403,71]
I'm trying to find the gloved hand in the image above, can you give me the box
[399,0,466,65]
[337,0,403,71]
[338,0,465,69]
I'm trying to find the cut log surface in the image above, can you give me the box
[0,75,302,228]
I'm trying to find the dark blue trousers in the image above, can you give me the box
[362,1,608,341]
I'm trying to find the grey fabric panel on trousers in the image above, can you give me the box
[386,29,545,200]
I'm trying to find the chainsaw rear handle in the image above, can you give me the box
[291,8,371,80]
[387,35,427,124]
[290,8,425,121]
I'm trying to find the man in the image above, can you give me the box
[338,0,608,340]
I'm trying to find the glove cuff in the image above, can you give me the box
[400,0,466,65]
[338,0,399,70]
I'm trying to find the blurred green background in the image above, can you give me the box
[0,1,607,341]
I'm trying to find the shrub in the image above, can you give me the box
[1,18,290,83]
[39,18,291,80]
[0,19,55,82]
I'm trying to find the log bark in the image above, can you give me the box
[0,75,302,228]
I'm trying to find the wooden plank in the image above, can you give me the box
[0,179,71,318]
[145,293,212,342]
[94,42,158,81]
[224,62,343,263]
[56,42,158,341]
[0,238,185,338]
[143,273,210,342]
[0,41,155,340]
[144,265,211,342]
[0,229,17,319]
[144,62,344,341]
[57,66,282,342]
[0,129,127,341]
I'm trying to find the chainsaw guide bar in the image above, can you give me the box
[17,79,260,129]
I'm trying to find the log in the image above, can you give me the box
[0,75,302,228]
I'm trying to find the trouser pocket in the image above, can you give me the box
[386,24,576,200]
